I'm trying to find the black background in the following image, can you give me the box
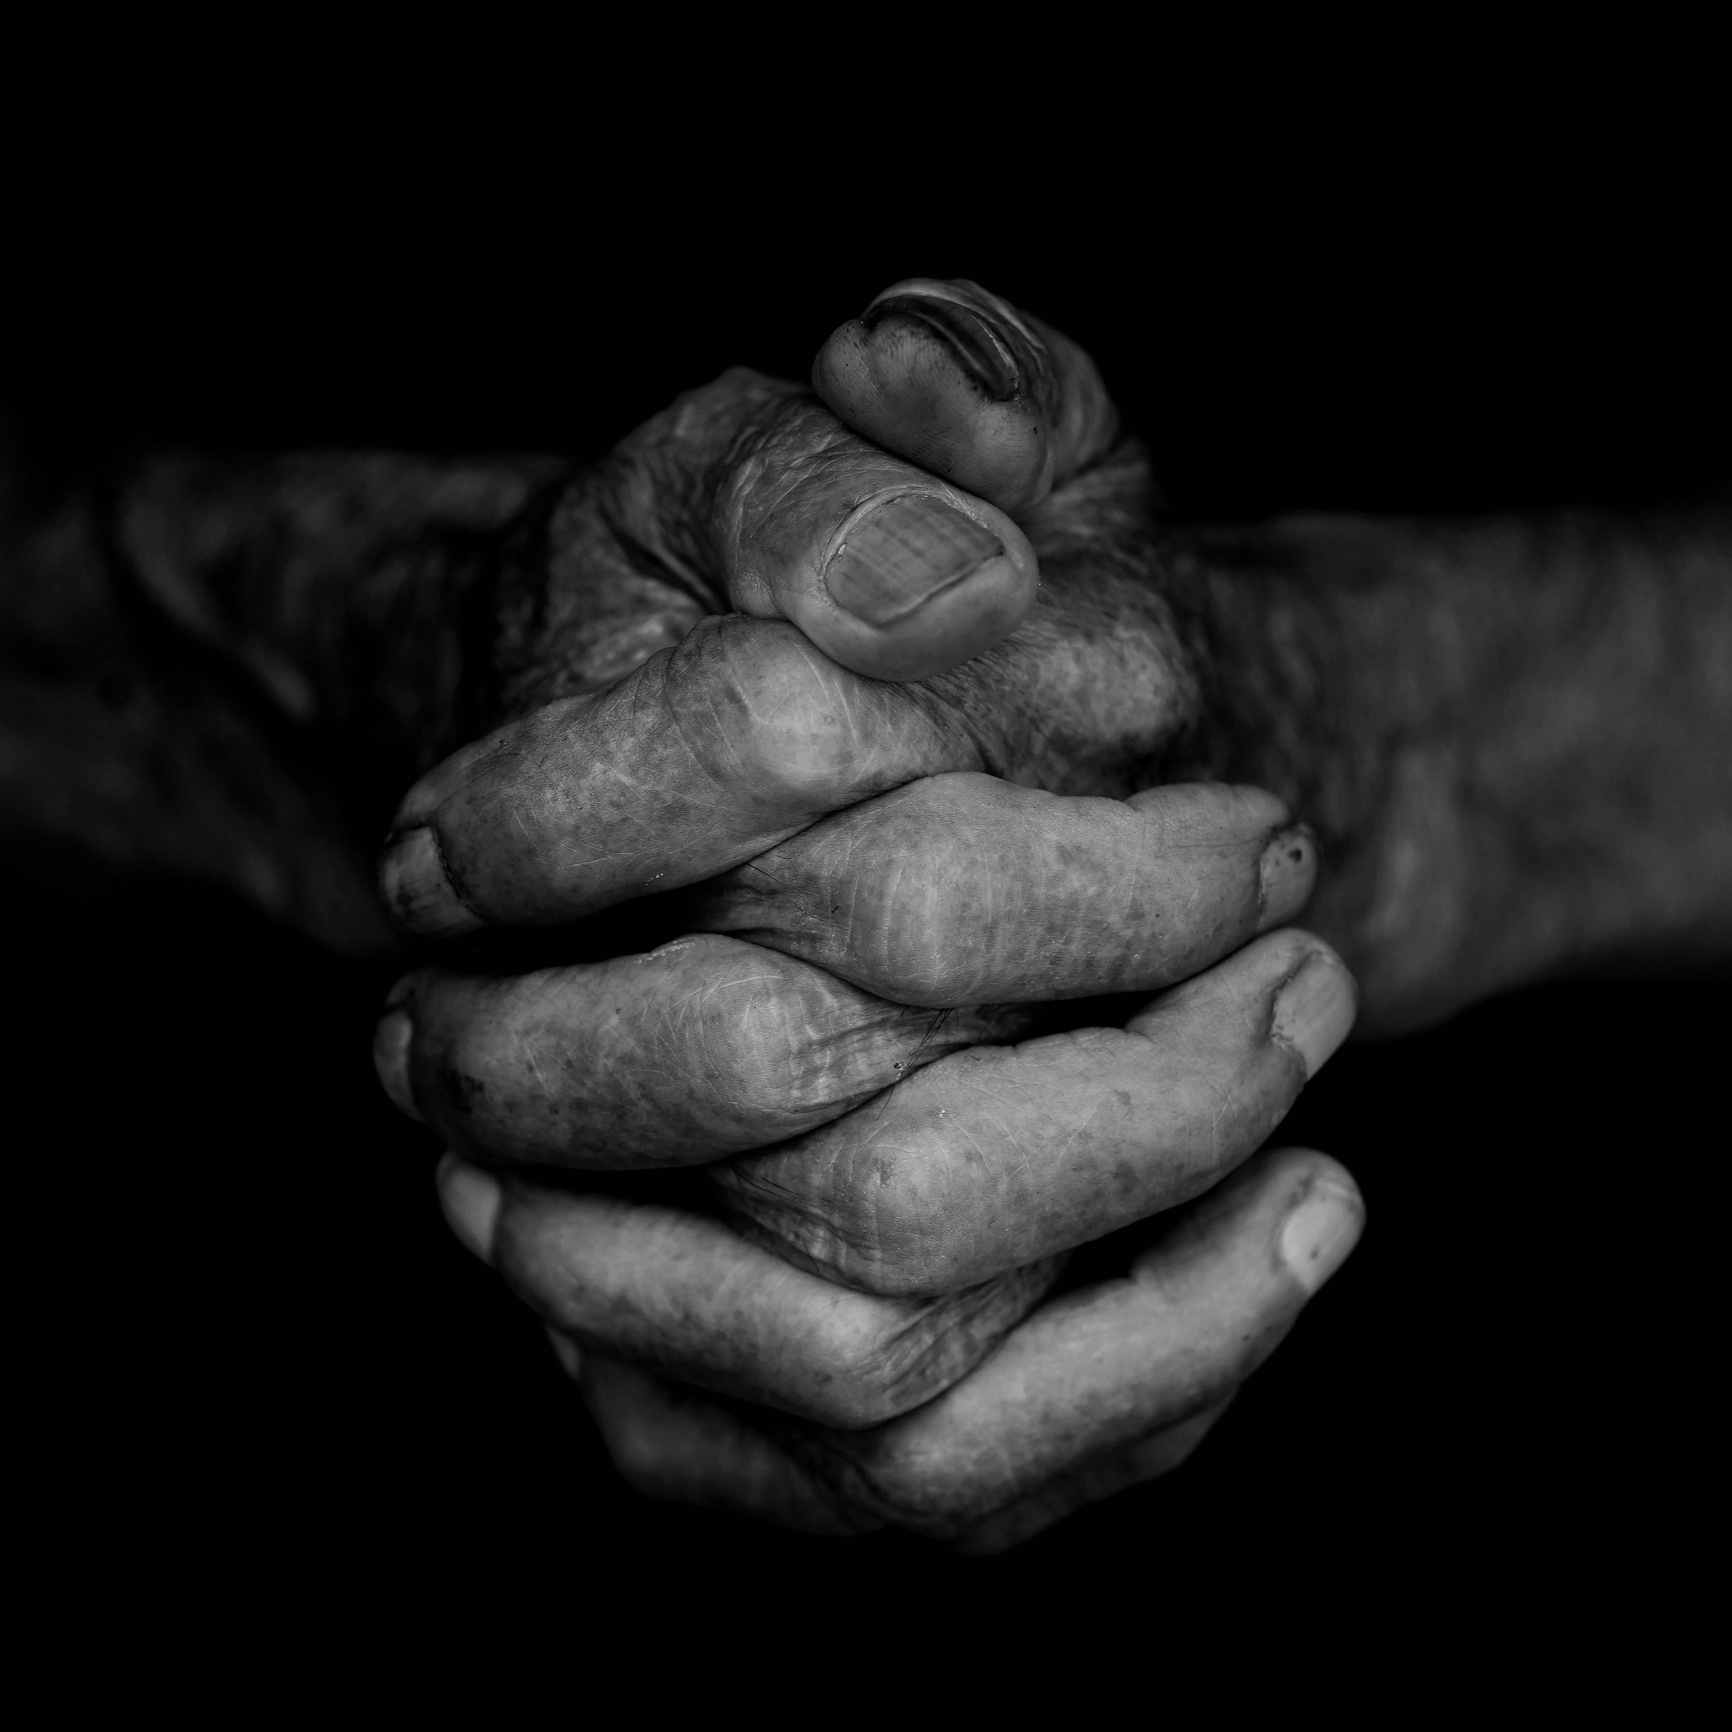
[5,61,1727,1704]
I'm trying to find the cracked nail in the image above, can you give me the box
[1270,950,1357,1077]
[373,1007,422,1121]
[437,1153,501,1264]
[1279,1178,1364,1294]
[1257,826,1317,930]
[861,293,1021,400]
[825,494,1005,627]
[379,825,482,937]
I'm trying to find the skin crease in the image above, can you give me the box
[401,921,1352,1301]
[516,1145,1355,1543]
[805,1152,1347,1537]
[384,778,1321,1175]
[489,1185,1070,1428]
[387,282,1727,1538]
[386,615,976,926]
[379,294,1381,1539]
[806,1159,1326,1531]
[391,936,1033,1170]
[710,932,1349,1296]
[696,775,1316,1006]
[7,278,1725,1545]
[378,411,1731,1029]
[509,370,1042,691]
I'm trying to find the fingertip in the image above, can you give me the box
[436,1153,502,1264]
[1274,1153,1365,1295]
[813,314,1053,515]
[372,1006,422,1122]
[1269,943,1359,1078]
[1256,825,1321,931]
[378,825,483,938]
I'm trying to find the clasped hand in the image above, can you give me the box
[372,280,1365,1550]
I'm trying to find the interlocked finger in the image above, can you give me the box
[379,285,1160,945]
[379,615,979,938]
[437,1157,1061,1429]
[375,934,1024,1169]
[551,1147,1365,1546]
[699,773,1317,1006]
[715,930,1356,1294]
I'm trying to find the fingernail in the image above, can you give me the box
[825,494,1004,627]
[545,1328,585,1379]
[437,1153,501,1264]
[372,1007,422,1122]
[379,826,482,938]
[861,292,1020,399]
[1279,1178,1364,1294]
[1269,950,1357,1077]
[1257,826,1317,930]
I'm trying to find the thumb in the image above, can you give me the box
[811,278,1120,517]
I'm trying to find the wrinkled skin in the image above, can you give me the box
[378,281,1368,1544]
[3,266,1724,1542]
[374,277,1731,1543]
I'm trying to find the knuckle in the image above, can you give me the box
[693,954,870,1117]
[819,862,962,1004]
[704,970,823,1100]
[810,1319,911,1428]
[889,877,986,1004]
[837,779,1002,1003]
[845,872,980,1009]
[826,1164,965,1299]
[696,619,880,805]
[728,1141,963,1299]
[820,1303,1005,1427]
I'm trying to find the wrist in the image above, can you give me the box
[1182,504,1732,1032]
[1173,520,1465,1030]
[117,448,571,847]
[2,465,395,949]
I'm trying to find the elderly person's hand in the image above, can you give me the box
[27,272,1714,1546]
[374,281,1366,1545]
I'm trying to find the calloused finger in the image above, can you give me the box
[436,1155,1060,1428]
[375,934,1023,1168]
[812,277,1120,516]
[699,773,1317,1006]
[714,928,1357,1294]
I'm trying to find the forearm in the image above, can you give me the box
[1,447,567,947]
[1185,502,1732,1032]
